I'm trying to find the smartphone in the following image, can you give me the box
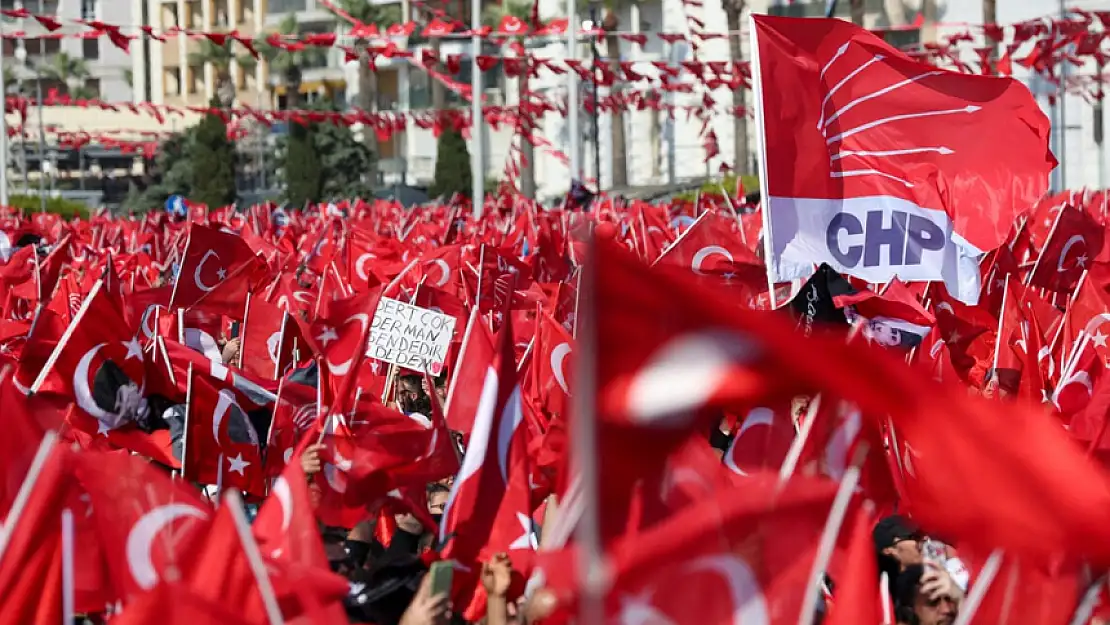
[428,560,454,597]
[922,539,948,565]
[230,321,241,339]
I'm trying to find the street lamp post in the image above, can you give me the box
[588,1,601,189]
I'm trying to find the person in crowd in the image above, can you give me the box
[874,515,924,578]
[397,374,434,419]
[892,563,962,625]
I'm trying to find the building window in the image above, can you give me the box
[162,3,179,27]
[82,37,99,60]
[186,1,202,29]
[187,65,202,94]
[80,0,99,20]
[267,0,307,15]
[165,67,181,95]
[163,4,179,28]
[214,0,229,27]
[240,0,252,24]
[83,78,101,98]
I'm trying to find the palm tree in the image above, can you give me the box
[600,3,629,188]
[483,0,537,198]
[338,0,403,183]
[256,14,328,110]
[723,0,748,176]
[40,52,92,97]
[983,0,997,71]
[849,0,864,25]
[188,39,257,106]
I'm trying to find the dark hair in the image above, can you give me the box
[893,564,926,625]
[427,482,450,496]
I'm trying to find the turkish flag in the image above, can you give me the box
[0,441,70,625]
[753,15,1054,303]
[183,366,267,497]
[72,451,213,600]
[171,224,260,309]
[1028,204,1103,294]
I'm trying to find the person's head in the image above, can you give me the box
[874,515,923,575]
[867,320,903,347]
[427,482,450,525]
[397,375,432,415]
[893,564,957,625]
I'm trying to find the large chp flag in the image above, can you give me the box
[750,15,1055,304]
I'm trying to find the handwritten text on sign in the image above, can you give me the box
[368,297,456,374]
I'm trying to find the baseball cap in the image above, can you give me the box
[872,514,922,551]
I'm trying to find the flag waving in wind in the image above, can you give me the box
[751,15,1054,304]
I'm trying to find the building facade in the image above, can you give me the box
[139,0,347,109]
[1,0,135,102]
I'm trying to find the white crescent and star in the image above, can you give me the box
[74,343,113,424]
[125,503,209,590]
[550,342,571,394]
[691,246,734,276]
[212,389,240,445]
[193,250,225,292]
[626,331,757,427]
[723,408,774,477]
[682,555,768,625]
[272,476,294,534]
[1057,235,1087,273]
[355,253,376,282]
[140,305,165,340]
[326,313,370,376]
[426,259,451,287]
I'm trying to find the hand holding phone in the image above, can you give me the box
[428,560,454,598]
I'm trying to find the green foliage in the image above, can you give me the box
[6,194,90,220]
[275,99,377,203]
[673,173,760,202]
[187,39,257,76]
[256,14,326,88]
[284,119,323,207]
[338,0,402,29]
[189,98,238,208]
[429,127,473,200]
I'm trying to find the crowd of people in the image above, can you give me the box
[0,176,1105,625]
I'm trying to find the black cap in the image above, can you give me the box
[872,514,921,552]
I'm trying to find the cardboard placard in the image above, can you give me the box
[368,297,456,374]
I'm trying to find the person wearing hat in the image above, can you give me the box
[874,515,925,579]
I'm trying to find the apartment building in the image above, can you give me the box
[0,0,135,102]
[140,0,347,109]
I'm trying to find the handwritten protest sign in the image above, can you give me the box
[368,297,457,374]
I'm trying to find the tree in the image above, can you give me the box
[723,0,749,176]
[187,39,256,105]
[601,6,629,188]
[483,0,537,198]
[278,98,376,200]
[284,119,323,207]
[41,52,96,99]
[256,14,327,109]
[849,0,864,25]
[338,0,403,187]
[983,0,997,70]
[190,97,238,208]
[429,127,472,200]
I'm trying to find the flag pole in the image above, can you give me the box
[225,490,286,625]
[572,235,603,625]
[61,508,75,624]
[0,431,57,559]
[748,14,779,308]
[795,442,867,625]
[950,551,1003,625]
